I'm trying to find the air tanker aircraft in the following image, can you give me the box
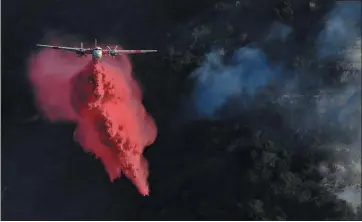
[36,39,157,62]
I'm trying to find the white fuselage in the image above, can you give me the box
[93,47,103,61]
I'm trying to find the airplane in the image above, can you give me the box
[36,39,157,62]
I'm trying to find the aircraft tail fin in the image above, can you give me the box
[81,42,83,49]
[95,39,97,47]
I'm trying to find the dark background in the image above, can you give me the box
[2,0,361,220]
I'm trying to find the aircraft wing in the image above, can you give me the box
[103,49,158,55]
[36,44,93,53]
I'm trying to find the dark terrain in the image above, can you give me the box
[2,0,361,220]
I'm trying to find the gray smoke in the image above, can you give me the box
[190,1,361,210]
[314,2,361,209]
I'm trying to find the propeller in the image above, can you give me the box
[107,45,119,58]
[77,42,86,57]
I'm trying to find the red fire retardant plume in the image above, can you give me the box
[28,45,157,196]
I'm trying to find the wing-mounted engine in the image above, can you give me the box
[76,42,87,57]
[76,51,87,57]
[107,45,120,58]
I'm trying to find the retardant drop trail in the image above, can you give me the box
[29,47,157,196]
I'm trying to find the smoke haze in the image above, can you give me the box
[191,1,361,208]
